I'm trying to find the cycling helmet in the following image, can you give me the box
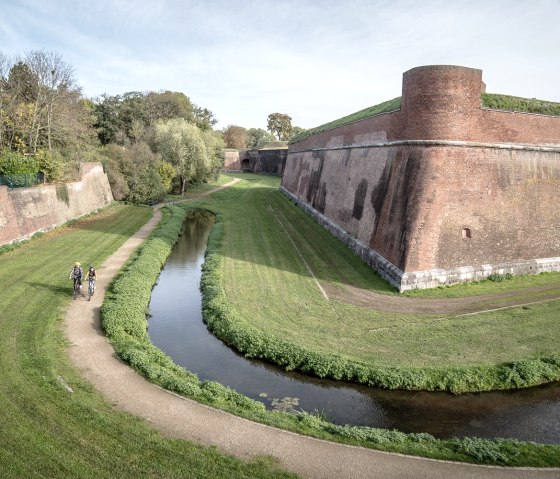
[75,262,81,267]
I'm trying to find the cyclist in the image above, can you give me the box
[85,265,97,295]
[69,262,84,292]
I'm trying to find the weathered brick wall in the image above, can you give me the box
[224,150,242,171]
[0,162,113,246]
[238,148,288,176]
[400,65,560,144]
[282,65,560,289]
[414,146,560,271]
[476,109,560,145]
[291,111,401,151]
[400,65,483,141]
[252,149,288,176]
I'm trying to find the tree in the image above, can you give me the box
[145,91,194,124]
[154,118,209,194]
[7,60,38,103]
[193,105,217,130]
[201,129,226,180]
[246,128,276,149]
[25,50,78,153]
[93,93,124,145]
[0,52,11,148]
[222,125,248,150]
[266,113,293,140]
[0,50,94,166]
[157,161,176,192]
[288,126,305,141]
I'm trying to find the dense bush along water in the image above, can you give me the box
[147,214,560,443]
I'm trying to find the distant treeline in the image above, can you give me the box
[0,49,224,203]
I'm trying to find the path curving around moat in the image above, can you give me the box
[63,179,560,479]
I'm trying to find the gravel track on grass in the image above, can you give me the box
[325,282,560,315]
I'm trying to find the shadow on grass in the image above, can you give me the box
[25,280,75,298]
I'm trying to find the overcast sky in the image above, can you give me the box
[1,0,559,130]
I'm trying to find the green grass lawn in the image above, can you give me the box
[197,174,560,373]
[164,174,234,202]
[4,176,560,471]
[0,202,297,479]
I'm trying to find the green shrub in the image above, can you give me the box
[450,437,515,464]
[488,272,513,282]
[0,149,39,174]
[100,205,266,414]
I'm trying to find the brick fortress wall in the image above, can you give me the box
[0,162,114,246]
[281,65,560,290]
[225,148,288,176]
[224,150,242,171]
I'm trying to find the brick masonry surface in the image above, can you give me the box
[226,148,288,176]
[0,163,114,246]
[282,65,560,290]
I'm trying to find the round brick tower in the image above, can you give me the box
[399,65,484,141]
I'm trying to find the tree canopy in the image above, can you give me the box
[246,128,276,149]
[0,49,224,204]
[266,113,293,141]
[154,118,223,194]
[222,125,248,150]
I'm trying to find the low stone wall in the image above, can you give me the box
[0,162,113,246]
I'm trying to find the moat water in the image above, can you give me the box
[147,214,560,443]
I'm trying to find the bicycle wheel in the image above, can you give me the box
[88,281,94,301]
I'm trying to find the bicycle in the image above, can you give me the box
[73,277,81,300]
[88,278,96,301]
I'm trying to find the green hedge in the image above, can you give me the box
[100,204,560,466]
[101,205,266,414]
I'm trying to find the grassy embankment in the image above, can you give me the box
[196,174,560,393]
[0,203,297,479]
[100,174,560,466]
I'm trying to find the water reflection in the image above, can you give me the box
[147,213,560,443]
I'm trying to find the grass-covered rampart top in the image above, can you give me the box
[289,97,401,144]
[290,93,560,144]
[482,93,560,116]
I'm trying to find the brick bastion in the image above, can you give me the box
[281,65,560,291]
[0,162,114,246]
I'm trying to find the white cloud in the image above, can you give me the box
[1,0,559,130]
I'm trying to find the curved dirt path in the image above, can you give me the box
[324,283,560,315]
[64,181,560,479]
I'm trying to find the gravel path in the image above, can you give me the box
[64,180,560,479]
